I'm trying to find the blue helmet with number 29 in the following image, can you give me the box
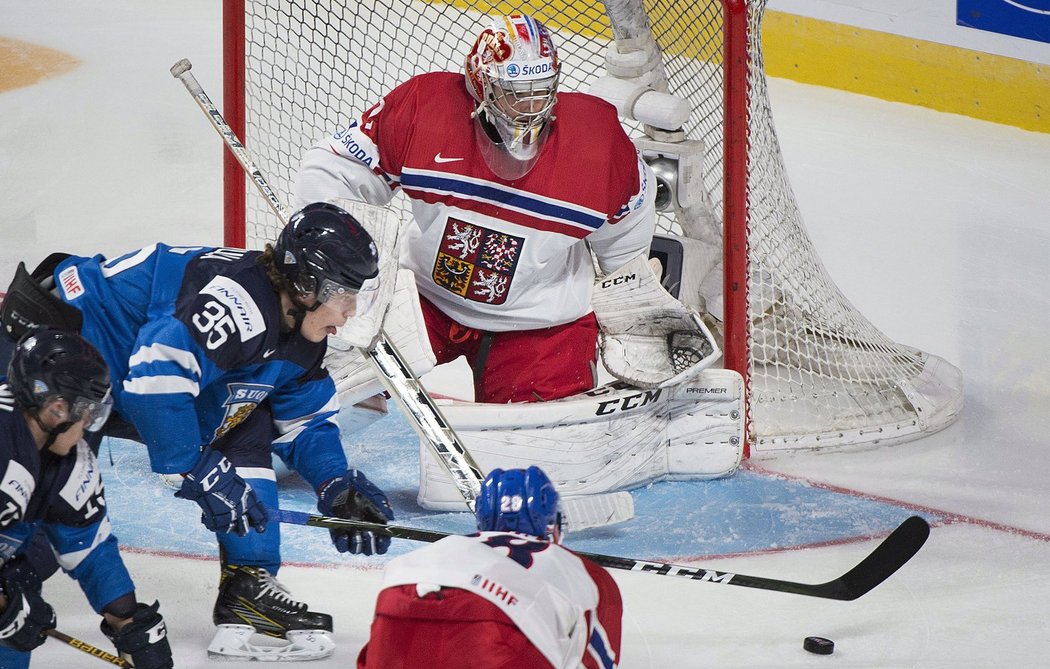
[475,466,562,541]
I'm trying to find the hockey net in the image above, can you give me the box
[223,0,962,455]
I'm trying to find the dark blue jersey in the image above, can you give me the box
[52,245,347,486]
[0,383,134,614]
[0,385,37,531]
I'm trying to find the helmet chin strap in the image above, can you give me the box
[474,107,502,143]
[283,292,322,334]
[30,410,75,450]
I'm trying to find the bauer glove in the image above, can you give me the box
[100,601,173,669]
[317,469,394,555]
[175,447,268,535]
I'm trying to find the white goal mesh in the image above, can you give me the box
[225,0,962,454]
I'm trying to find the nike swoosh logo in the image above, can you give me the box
[434,153,464,163]
[263,348,277,358]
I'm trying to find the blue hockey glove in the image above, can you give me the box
[174,448,268,535]
[100,601,173,669]
[317,469,394,555]
[0,579,55,652]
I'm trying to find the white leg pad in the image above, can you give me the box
[664,369,745,478]
[417,368,744,510]
[207,624,335,662]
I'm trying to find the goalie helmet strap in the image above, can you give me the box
[472,332,495,391]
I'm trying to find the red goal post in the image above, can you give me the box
[222,0,962,456]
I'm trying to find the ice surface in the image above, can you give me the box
[2,1,1049,666]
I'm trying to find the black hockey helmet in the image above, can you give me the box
[274,202,380,308]
[7,326,113,432]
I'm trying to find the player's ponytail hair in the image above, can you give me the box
[257,245,300,298]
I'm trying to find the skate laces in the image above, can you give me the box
[253,568,303,610]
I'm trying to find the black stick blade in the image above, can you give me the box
[576,515,930,601]
[828,515,931,600]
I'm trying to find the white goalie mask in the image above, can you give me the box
[465,14,559,179]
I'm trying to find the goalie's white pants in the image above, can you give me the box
[417,369,745,511]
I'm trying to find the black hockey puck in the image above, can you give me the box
[803,636,835,655]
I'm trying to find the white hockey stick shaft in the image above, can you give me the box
[169,58,484,507]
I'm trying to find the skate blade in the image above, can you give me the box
[207,624,335,662]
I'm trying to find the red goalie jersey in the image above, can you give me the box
[294,71,656,332]
[356,531,623,669]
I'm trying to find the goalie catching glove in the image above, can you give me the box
[175,447,268,536]
[592,253,720,388]
[100,601,173,669]
[317,469,394,555]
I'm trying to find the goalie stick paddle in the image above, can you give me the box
[45,629,127,666]
[169,58,634,531]
[274,508,930,601]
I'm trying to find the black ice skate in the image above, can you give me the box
[208,564,335,661]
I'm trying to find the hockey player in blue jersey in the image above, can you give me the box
[0,327,173,668]
[0,202,395,660]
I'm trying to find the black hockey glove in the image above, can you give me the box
[0,554,43,593]
[0,579,55,652]
[100,601,173,669]
[175,447,268,535]
[317,469,394,555]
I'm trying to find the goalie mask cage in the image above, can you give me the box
[222,0,963,456]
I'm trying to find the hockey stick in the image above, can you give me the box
[168,59,633,531]
[45,629,127,666]
[169,57,485,508]
[274,508,930,600]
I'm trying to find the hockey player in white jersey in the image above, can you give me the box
[357,466,622,668]
[294,13,658,404]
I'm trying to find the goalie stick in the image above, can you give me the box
[273,508,930,601]
[45,629,127,666]
[169,59,633,531]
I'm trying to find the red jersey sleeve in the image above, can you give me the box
[579,556,623,668]
[355,74,438,183]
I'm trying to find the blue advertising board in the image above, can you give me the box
[957,0,1050,43]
